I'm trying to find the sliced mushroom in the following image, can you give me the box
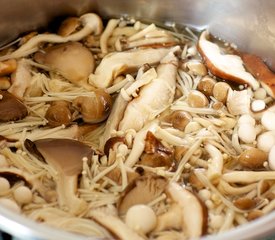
[72,90,112,123]
[166,182,208,238]
[8,59,32,98]
[119,47,180,131]
[0,90,28,122]
[242,53,275,98]
[118,173,167,215]
[89,47,171,88]
[35,42,95,90]
[45,101,72,127]
[198,31,259,90]
[24,138,93,215]
[0,13,103,61]
[89,209,143,240]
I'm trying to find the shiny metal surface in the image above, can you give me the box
[0,0,275,239]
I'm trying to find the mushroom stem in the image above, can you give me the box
[0,13,103,61]
[205,143,223,182]
[223,171,275,183]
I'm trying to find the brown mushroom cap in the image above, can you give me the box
[24,138,93,176]
[34,42,94,88]
[0,90,28,122]
[57,17,81,37]
[241,53,275,97]
[198,31,259,90]
[118,173,167,215]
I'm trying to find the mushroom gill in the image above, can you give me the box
[198,31,259,90]
[0,90,28,122]
[117,173,167,215]
[24,138,93,215]
[34,42,95,90]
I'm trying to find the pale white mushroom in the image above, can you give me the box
[125,204,157,235]
[205,143,223,182]
[261,111,275,131]
[268,145,275,170]
[0,13,103,61]
[119,46,180,131]
[0,177,10,196]
[166,182,207,238]
[222,171,275,183]
[0,198,21,213]
[89,48,171,88]
[198,31,259,90]
[13,186,33,204]
[257,131,275,152]
[237,115,257,144]
[8,59,32,98]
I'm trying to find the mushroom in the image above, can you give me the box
[213,82,231,103]
[8,59,32,98]
[163,111,191,131]
[89,209,143,240]
[226,89,251,115]
[187,90,209,108]
[24,138,93,215]
[198,31,259,90]
[45,101,72,127]
[166,182,208,238]
[0,59,17,76]
[185,60,207,76]
[0,13,103,61]
[57,17,81,37]
[0,77,11,90]
[0,168,55,202]
[89,47,171,88]
[233,197,257,210]
[104,136,125,156]
[72,90,112,123]
[34,42,95,90]
[241,53,275,98]
[118,173,167,215]
[125,204,157,235]
[238,148,267,169]
[0,90,28,122]
[119,46,180,131]
[197,76,216,97]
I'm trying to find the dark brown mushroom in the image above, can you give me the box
[24,138,93,214]
[104,136,125,156]
[118,173,167,215]
[72,90,112,123]
[0,90,28,122]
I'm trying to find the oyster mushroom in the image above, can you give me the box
[119,46,180,131]
[72,90,112,123]
[34,42,95,90]
[89,47,171,88]
[0,13,103,61]
[118,173,167,215]
[0,90,28,122]
[242,53,275,98]
[24,138,93,215]
[8,59,32,98]
[198,31,259,90]
[166,182,208,238]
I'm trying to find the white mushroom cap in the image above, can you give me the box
[0,177,10,196]
[13,186,33,204]
[261,111,275,131]
[0,154,9,168]
[125,204,157,235]
[0,198,20,213]
[257,131,275,152]
[238,123,256,144]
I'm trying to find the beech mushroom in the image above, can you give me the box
[198,31,259,90]
[24,138,93,215]
[72,90,112,123]
[89,47,171,88]
[0,13,103,61]
[187,90,209,108]
[242,53,275,98]
[197,76,216,97]
[45,101,72,127]
[163,111,191,131]
[118,173,167,215]
[0,90,28,122]
[0,59,17,76]
[34,42,95,90]
[57,17,81,37]
[238,148,267,169]
[166,182,208,238]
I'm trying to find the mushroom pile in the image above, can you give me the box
[0,12,275,240]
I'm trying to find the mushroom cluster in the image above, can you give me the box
[0,12,275,240]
